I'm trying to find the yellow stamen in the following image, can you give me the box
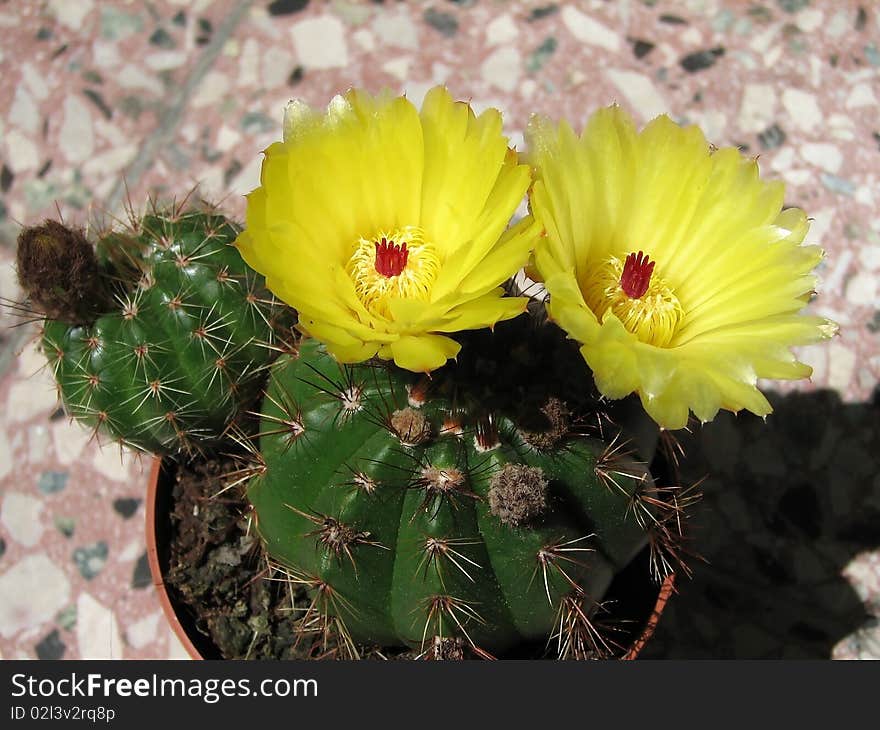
[347,226,440,318]
[581,254,683,347]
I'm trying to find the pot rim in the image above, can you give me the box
[145,457,205,660]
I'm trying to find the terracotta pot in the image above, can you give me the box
[146,456,675,661]
[622,572,675,660]
[145,458,205,660]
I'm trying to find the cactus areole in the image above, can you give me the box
[249,324,663,657]
[20,210,289,454]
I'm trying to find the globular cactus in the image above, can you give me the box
[246,318,687,658]
[16,204,291,454]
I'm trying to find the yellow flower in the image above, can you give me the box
[528,106,836,429]
[236,86,539,372]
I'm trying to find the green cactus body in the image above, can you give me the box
[248,336,655,656]
[42,211,288,454]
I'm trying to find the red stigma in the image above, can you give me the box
[620,251,655,299]
[374,237,409,278]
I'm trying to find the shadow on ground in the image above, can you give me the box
[642,388,880,659]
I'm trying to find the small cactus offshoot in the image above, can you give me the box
[16,202,292,454]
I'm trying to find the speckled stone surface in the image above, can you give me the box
[1,0,878,660]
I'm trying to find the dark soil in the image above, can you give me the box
[164,457,309,659]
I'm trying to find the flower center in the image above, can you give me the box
[374,237,408,277]
[581,251,682,348]
[620,251,654,299]
[347,227,439,318]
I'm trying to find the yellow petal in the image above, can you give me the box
[434,292,527,332]
[455,215,539,297]
[390,334,462,372]
[419,87,509,251]
[324,339,381,364]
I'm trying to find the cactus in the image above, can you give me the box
[245,316,686,658]
[16,205,291,454]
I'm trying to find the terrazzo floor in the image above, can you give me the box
[1,0,878,659]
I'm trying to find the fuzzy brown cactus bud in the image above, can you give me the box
[488,463,548,526]
[520,397,571,450]
[391,407,433,446]
[16,220,108,324]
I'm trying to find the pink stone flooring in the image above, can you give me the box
[1,0,878,659]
